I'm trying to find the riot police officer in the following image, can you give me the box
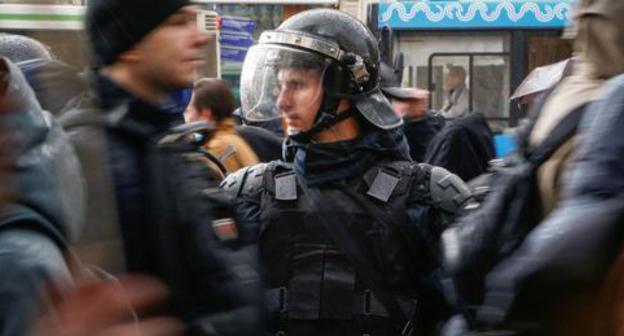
[221,9,472,336]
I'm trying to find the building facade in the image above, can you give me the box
[372,0,575,128]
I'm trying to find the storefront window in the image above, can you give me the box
[429,53,511,131]
[398,31,511,130]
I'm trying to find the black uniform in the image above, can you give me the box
[222,128,471,335]
[229,9,472,335]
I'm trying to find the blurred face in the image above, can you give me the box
[276,67,323,135]
[443,71,461,91]
[131,6,209,89]
[392,97,428,119]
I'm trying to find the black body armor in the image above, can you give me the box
[223,160,471,335]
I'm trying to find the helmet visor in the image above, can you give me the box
[240,45,330,122]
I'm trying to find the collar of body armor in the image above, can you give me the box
[287,126,411,186]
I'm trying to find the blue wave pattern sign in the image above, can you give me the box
[378,0,575,29]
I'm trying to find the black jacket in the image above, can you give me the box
[403,111,445,162]
[236,125,284,162]
[222,128,473,335]
[61,73,263,335]
[424,113,495,182]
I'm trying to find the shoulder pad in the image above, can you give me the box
[379,160,414,175]
[364,160,414,202]
[428,166,472,213]
[220,163,270,197]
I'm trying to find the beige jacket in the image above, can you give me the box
[205,118,259,173]
[528,2,624,216]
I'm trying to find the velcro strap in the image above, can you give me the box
[266,287,417,320]
[367,169,400,203]
[275,172,298,201]
[265,287,289,314]
[352,290,417,318]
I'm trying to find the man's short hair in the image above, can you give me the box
[284,57,325,72]
[0,34,52,63]
[192,78,237,122]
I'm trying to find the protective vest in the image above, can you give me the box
[230,159,444,335]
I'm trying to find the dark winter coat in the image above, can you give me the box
[424,113,495,182]
[222,127,472,335]
[61,73,263,335]
[0,58,82,336]
[236,124,284,162]
[403,111,445,162]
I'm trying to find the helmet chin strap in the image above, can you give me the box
[288,98,356,143]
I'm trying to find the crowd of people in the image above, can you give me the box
[0,0,623,335]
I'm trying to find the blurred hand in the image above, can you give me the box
[30,275,183,336]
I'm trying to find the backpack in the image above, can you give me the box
[441,100,587,309]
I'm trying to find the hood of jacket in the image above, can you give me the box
[0,57,85,246]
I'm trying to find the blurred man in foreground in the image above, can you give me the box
[61,0,263,334]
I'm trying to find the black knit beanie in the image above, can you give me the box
[86,0,190,66]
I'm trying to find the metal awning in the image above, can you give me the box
[0,1,337,31]
[0,4,84,30]
[195,0,337,3]
[379,0,576,30]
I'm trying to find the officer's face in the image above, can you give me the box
[128,6,209,89]
[276,67,323,135]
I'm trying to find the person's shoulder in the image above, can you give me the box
[58,82,107,130]
[237,125,283,143]
[409,163,472,213]
[220,160,291,198]
[216,131,254,149]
